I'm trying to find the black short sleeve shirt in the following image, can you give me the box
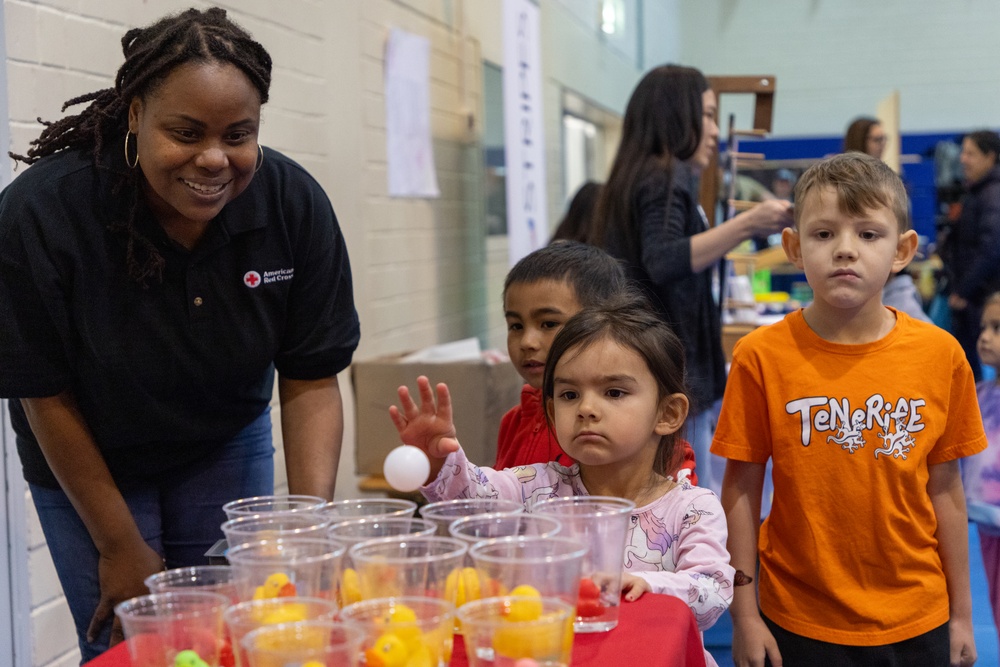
[0,147,360,487]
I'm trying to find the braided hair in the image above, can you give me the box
[10,7,272,285]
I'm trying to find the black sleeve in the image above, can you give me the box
[273,170,360,380]
[637,172,695,287]
[0,188,74,397]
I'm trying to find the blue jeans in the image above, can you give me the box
[30,409,274,664]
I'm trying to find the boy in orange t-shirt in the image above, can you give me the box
[712,153,986,666]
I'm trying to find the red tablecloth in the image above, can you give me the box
[85,594,707,667]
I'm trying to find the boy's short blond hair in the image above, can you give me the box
[793,153,910,232]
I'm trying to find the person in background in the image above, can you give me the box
[843,116,887,159]
[551,180,601,243]
[770,168,796,201]
[495,241,697,482]
[714,152,982,667]
[587,64,792,495]
[944,130,1000,379]
[391,297,734,667]
[964,291,1000,645]
[0,8,359,659]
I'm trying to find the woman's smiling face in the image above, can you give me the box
[128,60,261,233]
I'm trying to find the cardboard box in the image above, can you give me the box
[351,353,524,476]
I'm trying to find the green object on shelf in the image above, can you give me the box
[752,268,771,295]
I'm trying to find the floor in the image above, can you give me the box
[704,523,1000,666]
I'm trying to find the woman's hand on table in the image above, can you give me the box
[620,573,651,602]
[87,538,164,646]
[731,613,782,667]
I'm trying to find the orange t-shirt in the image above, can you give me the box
[712,308,987,645]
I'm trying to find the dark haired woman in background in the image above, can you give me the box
[0,8,359,658]
[587,64,792,495]
[551,180,601,243]
[944,130,1000,378]
[843,116,887,159]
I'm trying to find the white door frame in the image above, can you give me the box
[2,401,29,667]
[0,1,30,663]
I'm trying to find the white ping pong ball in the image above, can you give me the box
[383,445,431,492]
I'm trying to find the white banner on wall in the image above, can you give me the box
[384,28,440,198]
[502,0,547,266]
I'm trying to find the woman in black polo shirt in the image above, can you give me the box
[0,8,359,660]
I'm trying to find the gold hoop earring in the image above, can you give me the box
[124,130,139,169]
[255,144,264,173]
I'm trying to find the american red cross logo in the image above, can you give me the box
[243,271,261,288]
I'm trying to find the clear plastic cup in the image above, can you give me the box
[448,513,562,548]
[224,597,339,667]
[240,619,364,667]
[457,596,575,667]
[144,565,239,604]
[327,516,437,547]
[348,536,467,602]
[419,498,523,536]
[221,512,331,549]
[340,596,456,667]
[319,497,418,522]
[532,496,635,632]
[328,517,438,608]
[225,537,345,604]
[468,537,587,612]
[222,494,327,520]
[115,591,230,667]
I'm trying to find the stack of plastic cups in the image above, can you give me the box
[532,496,635,632]
[114,591,230,667]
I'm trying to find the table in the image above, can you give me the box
[84,593,707,667]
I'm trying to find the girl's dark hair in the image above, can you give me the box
[965,130,1000,163]
[542,293,689,476]
[503,240,628,309]
[551,181,601,243]
[843,117,880,154]
[10,7,272,285]
[588,64,708,260]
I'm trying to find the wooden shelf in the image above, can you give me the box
[727,245,790,272]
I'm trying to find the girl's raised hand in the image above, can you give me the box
[388,375,461,459]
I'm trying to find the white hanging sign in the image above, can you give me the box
[503,0,547,266]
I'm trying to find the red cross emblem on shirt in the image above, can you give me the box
[244,271,261,288]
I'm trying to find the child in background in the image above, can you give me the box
[391,297,733,666]
[713,152,985,666]
[964,291,1000,642]
[497,241,696,482]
